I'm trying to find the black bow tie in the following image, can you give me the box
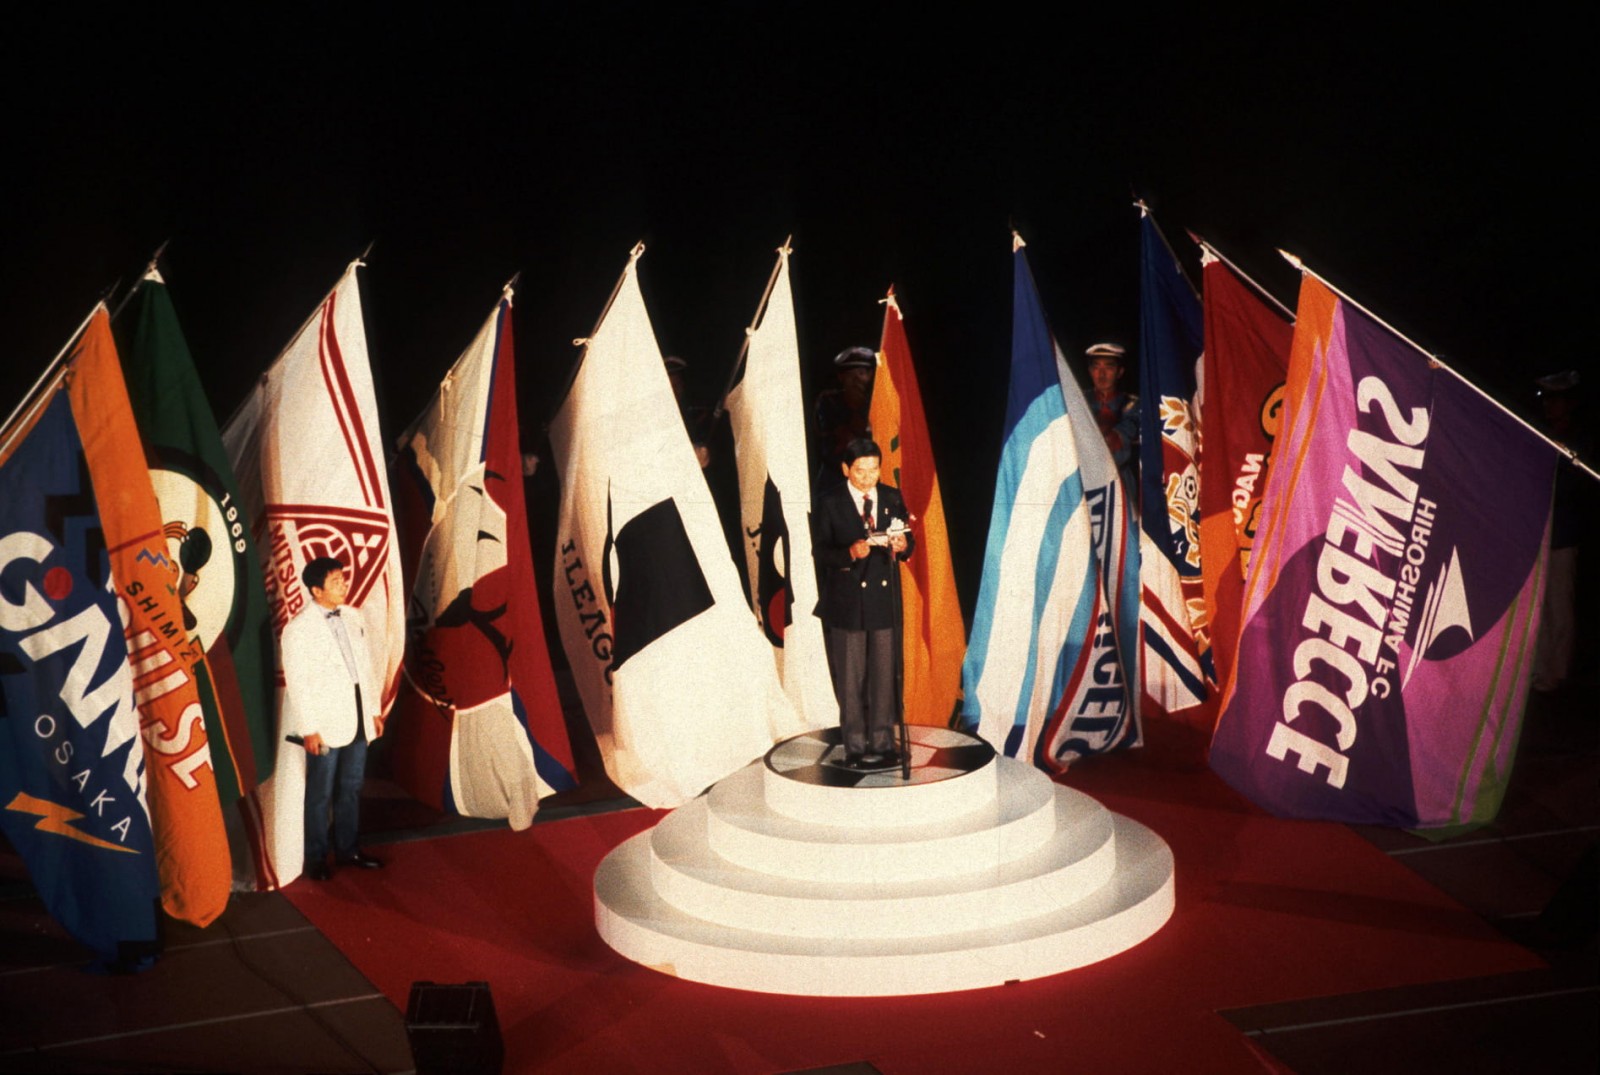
[326,610,341,618]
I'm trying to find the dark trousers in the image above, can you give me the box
[305,687,366,865]
[826,626,897,755]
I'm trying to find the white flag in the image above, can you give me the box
[725,247,838,731]
[549,249,806,808]
[1056,336,1143,755]
[223,261,404,888]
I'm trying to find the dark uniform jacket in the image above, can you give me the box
[811,480,915,632]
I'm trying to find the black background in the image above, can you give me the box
[5,10,1587,605]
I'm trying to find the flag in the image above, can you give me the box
[1,385,161,965]
[63,310,233,926]
[1196,246,1293,695]
[116,267,276,807]
[1210,273,1558,827]
[549,248,806,808]
[870,287,966,726]
[961,240,1140,772]
[724,244,837,731]
[1054,254,1143,762]
[222,261,403,887]
[390,286,577,828]
[1135,211,1211,742]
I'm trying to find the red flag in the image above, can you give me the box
[1197,251,1293,694]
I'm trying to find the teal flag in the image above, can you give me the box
[115,268,276,801]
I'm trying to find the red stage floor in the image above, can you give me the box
[284,755,1546,1073]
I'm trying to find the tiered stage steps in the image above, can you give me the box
[594,727,1174,996]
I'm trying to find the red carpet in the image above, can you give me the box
[285,754,1543,1073]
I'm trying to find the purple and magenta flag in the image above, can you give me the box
[1210,274,1558,827]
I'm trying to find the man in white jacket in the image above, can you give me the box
[284,556,385,881]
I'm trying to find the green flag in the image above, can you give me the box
[115,267,277,801]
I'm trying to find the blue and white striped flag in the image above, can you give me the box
[960,239,1142,772]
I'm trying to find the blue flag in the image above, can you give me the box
[1136,211,1212,719]
[961,242,1140,771]
[0,393,161,966]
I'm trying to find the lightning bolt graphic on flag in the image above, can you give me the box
[6,792,138,854]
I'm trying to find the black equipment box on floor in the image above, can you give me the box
[405,980,504,1075]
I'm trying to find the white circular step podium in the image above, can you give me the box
[593,726,1174,996]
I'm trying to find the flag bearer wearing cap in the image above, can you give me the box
[814,345,876,483]
[1085,342,1139,465]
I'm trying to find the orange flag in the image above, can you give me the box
[870,289,966,725]
[66,310,231,927]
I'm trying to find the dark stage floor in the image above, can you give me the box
[2,685,1594,1074]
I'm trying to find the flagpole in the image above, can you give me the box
[97,277,126,316]
[112,239,172,321]
[1134,200,1201,301]
[220,250,371,433]
[1190,232,1296,320]
[1281,250,1599,483]
[416,274,527,428]
[0,302,104,463]
[550,243,645,421]
[713,237,792,421]
[870,280,914,780]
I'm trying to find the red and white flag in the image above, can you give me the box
[389,285,577,827]
[223,260,403,888]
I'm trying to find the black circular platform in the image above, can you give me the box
[763,726,996,788]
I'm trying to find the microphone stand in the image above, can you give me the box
[888,526,911,781]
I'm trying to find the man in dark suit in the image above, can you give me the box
[813,438,915,768]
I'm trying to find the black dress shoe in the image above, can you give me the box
[304,861,331,882]
[336,852,384,870]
